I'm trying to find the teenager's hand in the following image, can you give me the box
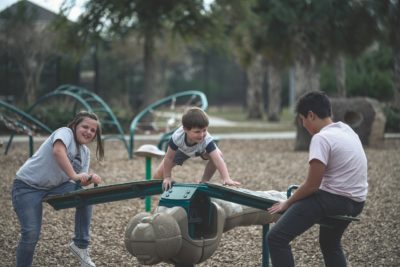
[75,173,91,186]
[89,173,102,185]
[222,178,241,186]
[268,201,290,214]
[162,177,173,191]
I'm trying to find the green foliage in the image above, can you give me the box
[30,104,73,130]
[320,64,337,94]
[167,49,246,105]
[319,45,394,102]
[346,45,394,101]
[384,106,400,133]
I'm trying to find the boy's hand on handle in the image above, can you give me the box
[222,178,241,186]
[162,177,173,191]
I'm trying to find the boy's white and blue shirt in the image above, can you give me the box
[169,126,216,157]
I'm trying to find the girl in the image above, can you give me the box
[12,111,104,267]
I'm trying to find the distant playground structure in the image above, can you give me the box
[0,99,52,156]
[0,85,208,158]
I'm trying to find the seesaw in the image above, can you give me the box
[44,181,358,267]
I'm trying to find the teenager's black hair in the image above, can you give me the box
[295,91,332,119]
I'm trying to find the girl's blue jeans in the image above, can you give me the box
[267,190,364,267]
[12,179,93,267]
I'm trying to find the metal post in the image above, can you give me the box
[145,157,152,212]
[262,224,270,267]
[29,135,34,157]
[5,133,14,155]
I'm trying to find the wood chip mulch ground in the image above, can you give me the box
[1,138,399,267]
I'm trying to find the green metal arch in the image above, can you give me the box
[129,90,208,159]
[0,100,52,156]
[28,85,129,154]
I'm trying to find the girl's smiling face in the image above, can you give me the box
[74,117,98,144]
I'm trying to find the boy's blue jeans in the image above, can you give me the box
[267,190,364,267]
[12,179,93,267]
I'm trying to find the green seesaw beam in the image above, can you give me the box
[43,181,279,211]
[43,180,163,210]
[159,183,279,210]
[44,181,359,224]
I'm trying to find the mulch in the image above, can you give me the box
[1,138,399,266]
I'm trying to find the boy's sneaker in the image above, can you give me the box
[69,242,96,267]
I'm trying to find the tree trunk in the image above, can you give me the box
[25,75,36,105]
[335,54,346,97]
[294,52,320,150]
[20,58,44,105]
[75,60,81,85]
[92,43,99,94]
[246,54,264,119]
[267,62,281,121]
[394,46,400,109]
[294,53,320,96]
[390,1,400,109]
[142,30,165,109]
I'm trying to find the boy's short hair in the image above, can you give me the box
[296,91,332,119]
[182,107,209,130]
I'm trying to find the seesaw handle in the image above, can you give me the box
[75,176,98,190]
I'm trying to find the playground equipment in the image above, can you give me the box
[134,144,165,211]
[331,97,386,146]
[43,181,281,266]
[125,185,286,266]
[128,90,208,159]
[43,181,359,267]
[27,84,129,154]
[0,100,52,156]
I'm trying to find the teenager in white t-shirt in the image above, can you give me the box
[153,107,241,191]
[267,91,368,267]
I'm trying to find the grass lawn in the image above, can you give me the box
[207,105,296,133]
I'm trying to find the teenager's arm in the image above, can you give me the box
[268,159,324,214]
[53,140,88,182]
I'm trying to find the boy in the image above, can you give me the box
[153,107,241,191]
[267,91,368,267]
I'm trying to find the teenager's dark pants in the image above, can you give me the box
[267,190,364,267]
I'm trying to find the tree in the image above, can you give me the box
[66,0,220,110]
[211,0,268,119]
[0,2,59,105]
[378,0,400,108]
[251,0,378,149]
[322,1,378,97]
